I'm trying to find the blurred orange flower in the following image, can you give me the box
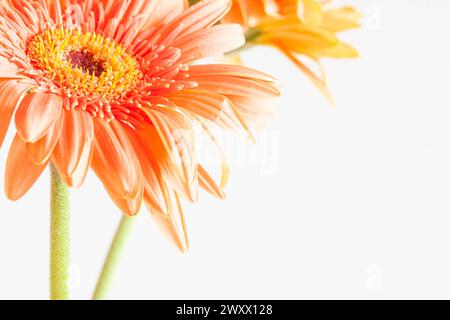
[224,0,361,101]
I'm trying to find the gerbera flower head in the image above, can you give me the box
[224,0,361,101]
[0,0,279,251]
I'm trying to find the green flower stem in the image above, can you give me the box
[93,215,135,300]
[245,27,263,43]
[50,164,71,300]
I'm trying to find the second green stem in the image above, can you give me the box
[92,215,135,300]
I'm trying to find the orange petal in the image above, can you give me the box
[107,190,143,217]
[237,0,266,21]
[125,126,172,216]
[321,6,361,32]
[198,164,226,200]
[67,138,94,188]
[150,190,189,253]
[197,119,230,189]
[15,92,63,143]
[170,90,255,141]
[0,80,34,149]
[26,111,64,165]
[52,110,94,187]
[279,46,334,104]
[223,0,248,27]
[5,134,48,200]
[170,91,241,129]
[300,0,324,26]
[139,108,198,201]
[91,119,143,201]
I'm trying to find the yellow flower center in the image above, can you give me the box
[26,28,143,101]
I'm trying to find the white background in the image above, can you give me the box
[1,0,450,299]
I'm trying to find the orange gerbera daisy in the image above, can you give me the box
[224,0,361,101]
[0,0,279,251]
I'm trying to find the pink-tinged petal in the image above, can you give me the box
[0,56,25,79]
[127,0,187,28]
[176,24,245,62]
[26,111,64,165]
[52,109,94,187]
[187,64,276,82]
[150,189,189,253]
[15,92,63,143]
[227,95,275,124]
[5,134,48,200]
[194,75,280,97]
[0,80,34,148]
[167,0,231,39]
[91,119,143,202]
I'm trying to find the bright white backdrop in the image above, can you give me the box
[1,0,450,300]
